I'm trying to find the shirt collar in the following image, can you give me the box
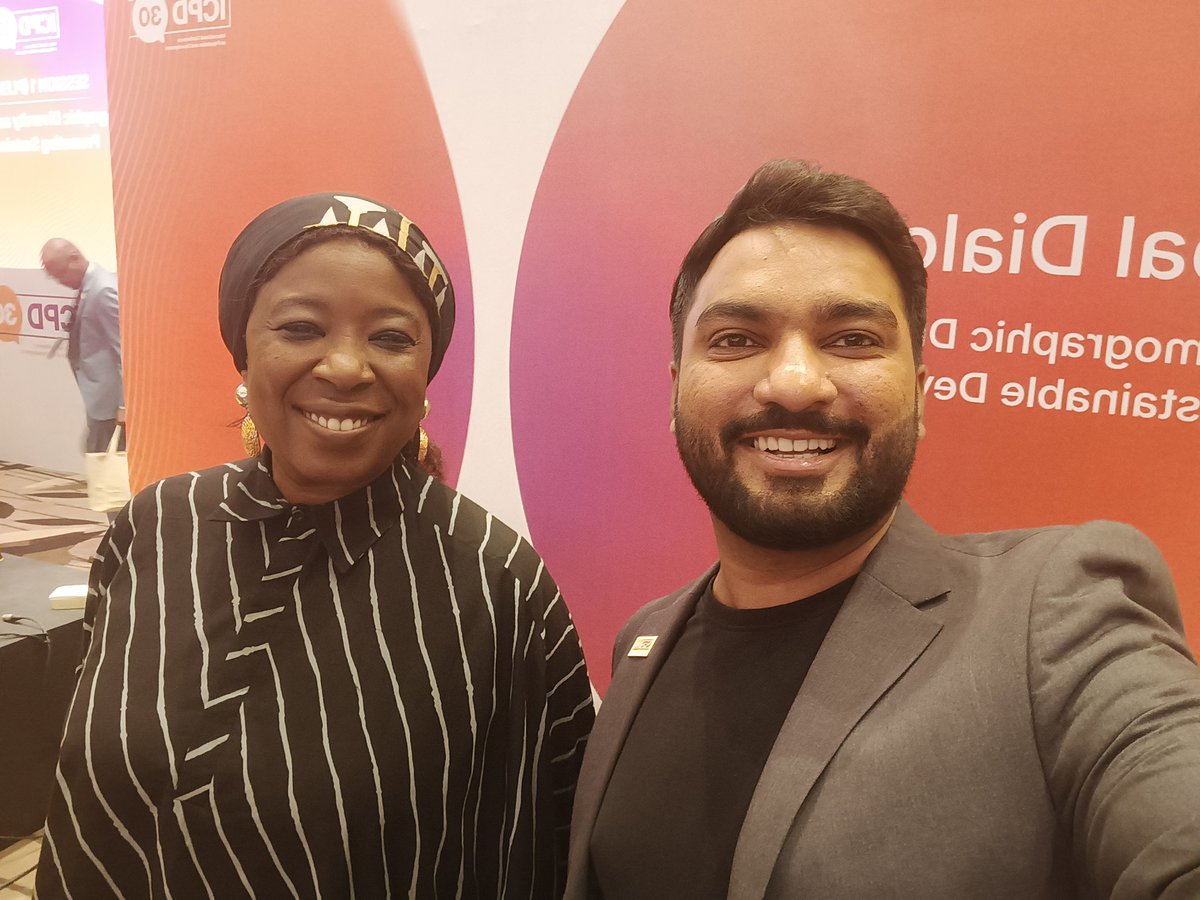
[210,451,421,573]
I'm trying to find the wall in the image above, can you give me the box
[0,0,116,475]
[101,0,1200,690]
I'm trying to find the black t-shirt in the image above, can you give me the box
[591,576,852,899]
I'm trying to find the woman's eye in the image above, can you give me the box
[278,322,322,339]
[372,331,416,350]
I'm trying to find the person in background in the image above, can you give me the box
[38,193,594,898]
[567,160,1200,899]
[40,239,124,454]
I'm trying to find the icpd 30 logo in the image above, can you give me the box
[0,286,23,343]
[132,0,229,47]
[0,5,61,53]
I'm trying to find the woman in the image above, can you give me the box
[38,194,595,898]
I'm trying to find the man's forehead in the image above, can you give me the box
[688,222,904,324]
[707,221,891,273]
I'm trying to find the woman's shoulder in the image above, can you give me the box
[408,475,548,585]
[127,457,267,518]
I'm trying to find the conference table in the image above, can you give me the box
[0,554,87,843]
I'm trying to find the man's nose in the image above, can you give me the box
[314,341,375,390]
[752,338,836,410]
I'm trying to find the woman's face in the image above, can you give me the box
[241,238,433,504]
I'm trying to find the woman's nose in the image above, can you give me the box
[314,342,375,389]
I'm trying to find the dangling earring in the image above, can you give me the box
[417,398,430,463]
[235,384,261,456]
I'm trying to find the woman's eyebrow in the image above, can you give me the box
[367,306,423,324]
[268,297,424,324]
[267,296,325,314]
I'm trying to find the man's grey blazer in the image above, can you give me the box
[73,263,123,422]
[566,503,1200,899]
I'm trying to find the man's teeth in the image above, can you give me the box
[303,411,370,432]
[752,436,835,453]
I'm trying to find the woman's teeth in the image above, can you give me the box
[303,411,370,432]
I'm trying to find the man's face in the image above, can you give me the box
[671,222,927,551]
[41,246,86,291]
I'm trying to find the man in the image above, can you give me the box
[566,160,1200,899]
[40,239,124,453]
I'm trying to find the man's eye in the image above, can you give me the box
[712,333,755,349]
[830,332,880,349]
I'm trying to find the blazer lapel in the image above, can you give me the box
[564,568,713,899]
[728,505,947,900]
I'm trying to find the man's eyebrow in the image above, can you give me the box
[813,296,900,330]
[692,300,771,330]
[693,295,900,330]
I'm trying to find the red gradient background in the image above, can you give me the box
[104,0,472,488]
[511,0,1200,689]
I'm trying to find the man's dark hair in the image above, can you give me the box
[669,159,927,363]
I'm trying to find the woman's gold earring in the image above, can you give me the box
[416,398,430,461]
[235,384,261,457]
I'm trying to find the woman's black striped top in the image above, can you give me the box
[37,453,595,899]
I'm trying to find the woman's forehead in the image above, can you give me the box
[260,242,427,314]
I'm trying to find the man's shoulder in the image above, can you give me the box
[84,263,118,294]
[888,501,1149,561]
[935,518,1155,565]
[915,516,1176,631]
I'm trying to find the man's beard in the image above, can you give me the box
[673,403,920,551]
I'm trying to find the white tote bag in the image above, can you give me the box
[85,425,130,511]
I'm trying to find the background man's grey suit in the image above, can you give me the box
[567,504,1200,899]
[71,263,123,451]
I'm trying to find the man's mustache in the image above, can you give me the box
[719,409,869,449]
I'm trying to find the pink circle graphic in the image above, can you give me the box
[512,0,1200,690]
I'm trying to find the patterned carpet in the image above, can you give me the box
[0,461,98,888]
[0,460,111,570]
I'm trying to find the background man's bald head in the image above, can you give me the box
[41,238,88,290]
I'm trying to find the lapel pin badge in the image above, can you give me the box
[628,635,657,657]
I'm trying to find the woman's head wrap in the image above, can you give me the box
[218,193,456,377]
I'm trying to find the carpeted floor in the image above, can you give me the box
[0,461,104,892]
[0,460,111,570]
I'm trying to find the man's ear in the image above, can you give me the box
[669,362,679,434]
[916,364,928,439]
